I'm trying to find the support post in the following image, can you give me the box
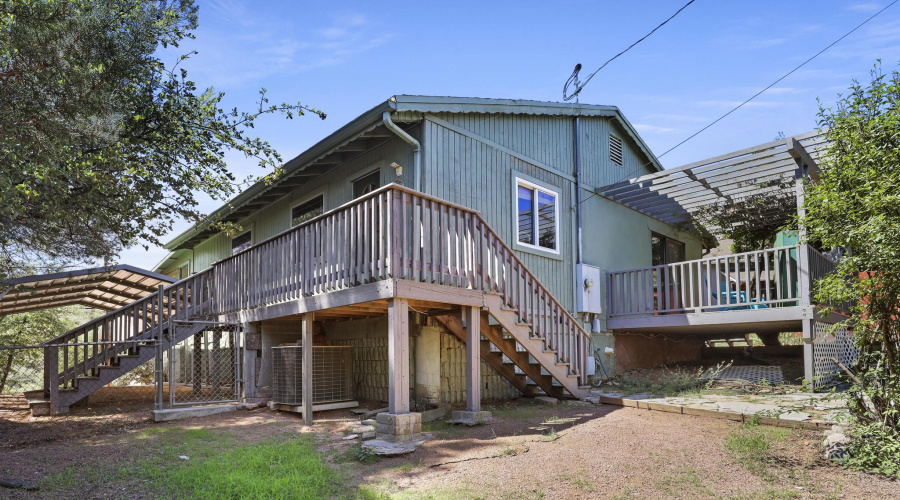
[155,339,164,411]
[802,318,815,389]
[46,346,59,414]
[301,313,314,425]
[192,333,202,395]
[465,306,481,412]
[156,284,165,410]
[796,176,812,308]
[387,298,410,414]
[242,322,260,401]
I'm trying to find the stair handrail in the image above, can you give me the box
[390,187,591,385]
[43,268,214,389]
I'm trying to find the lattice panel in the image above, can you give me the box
[812,321,858,390]
[272,346,354,405]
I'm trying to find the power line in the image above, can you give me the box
[601,0,899,190]
[563,0,698,101]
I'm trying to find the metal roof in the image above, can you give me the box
[161,95,661,255]
[0,265,175,315]
[596,131,827,233]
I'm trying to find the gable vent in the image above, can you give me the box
[609,134,624,167]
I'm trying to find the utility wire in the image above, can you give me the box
[575,0,899,209]
[564,0,698,101]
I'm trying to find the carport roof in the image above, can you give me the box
[596,131,826,233]
[0,265,175,315]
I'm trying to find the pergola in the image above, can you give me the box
[0,265,175,315]
[596,131,826,233]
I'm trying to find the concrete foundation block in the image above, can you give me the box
[151,404,237,422]
[448,410,493,426]
[375,412,422,443]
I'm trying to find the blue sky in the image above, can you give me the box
[122,0,900,268]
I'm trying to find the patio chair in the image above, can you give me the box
[704,274,769,311]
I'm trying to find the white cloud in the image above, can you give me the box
[847,2,882,12]
[180,8,391,88]
[633,123,676,134]
[696,100,783,109]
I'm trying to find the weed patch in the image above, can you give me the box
[725,423,791,478]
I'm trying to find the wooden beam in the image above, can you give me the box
[464,306,481,412]
[302,313,314,425]
[387,298,410,414]
[394,280,484,306]
[219,280,394,323]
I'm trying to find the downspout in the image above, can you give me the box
[574,116,583,264]
[383,111,422,192]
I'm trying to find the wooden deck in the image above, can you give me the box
[41,185,592,415]
[605,244,841,335]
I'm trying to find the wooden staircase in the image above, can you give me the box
[434,292,590,399]
[39,185,593,413]
[41,271,213,413]
[46,322,208,413]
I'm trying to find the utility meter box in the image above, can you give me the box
[576,264,603,314]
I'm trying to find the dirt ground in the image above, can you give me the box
[1,391,898,499]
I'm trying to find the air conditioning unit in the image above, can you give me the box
[272,345,355,405]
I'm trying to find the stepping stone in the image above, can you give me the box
[342,434,359,440]
[533,396,558,405]
[779,412,811,421]
[362,434,430,456]
[352,425,375,434]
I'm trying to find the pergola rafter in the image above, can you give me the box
[596,131,826,237]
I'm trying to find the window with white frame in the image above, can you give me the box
[515,178,558,252]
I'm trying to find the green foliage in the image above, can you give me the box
[0,0,324,278]
[337,442,379,464]
[803,62,900,475]
[693,181,798,253]
[0,306,98,392]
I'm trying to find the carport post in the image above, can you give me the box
[301,313,314,425]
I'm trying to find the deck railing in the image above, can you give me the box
[806,246,851,312]
[607,245,804,317]
[42,185,591,394]
[210,184,590,384]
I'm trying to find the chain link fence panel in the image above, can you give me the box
[168,322,240,406]
[0,341,162,415]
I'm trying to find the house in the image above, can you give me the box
[33,96,851,444]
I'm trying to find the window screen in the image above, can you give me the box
[292,195,324,226]
[231,231,252,255]
[352,170,380,198]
